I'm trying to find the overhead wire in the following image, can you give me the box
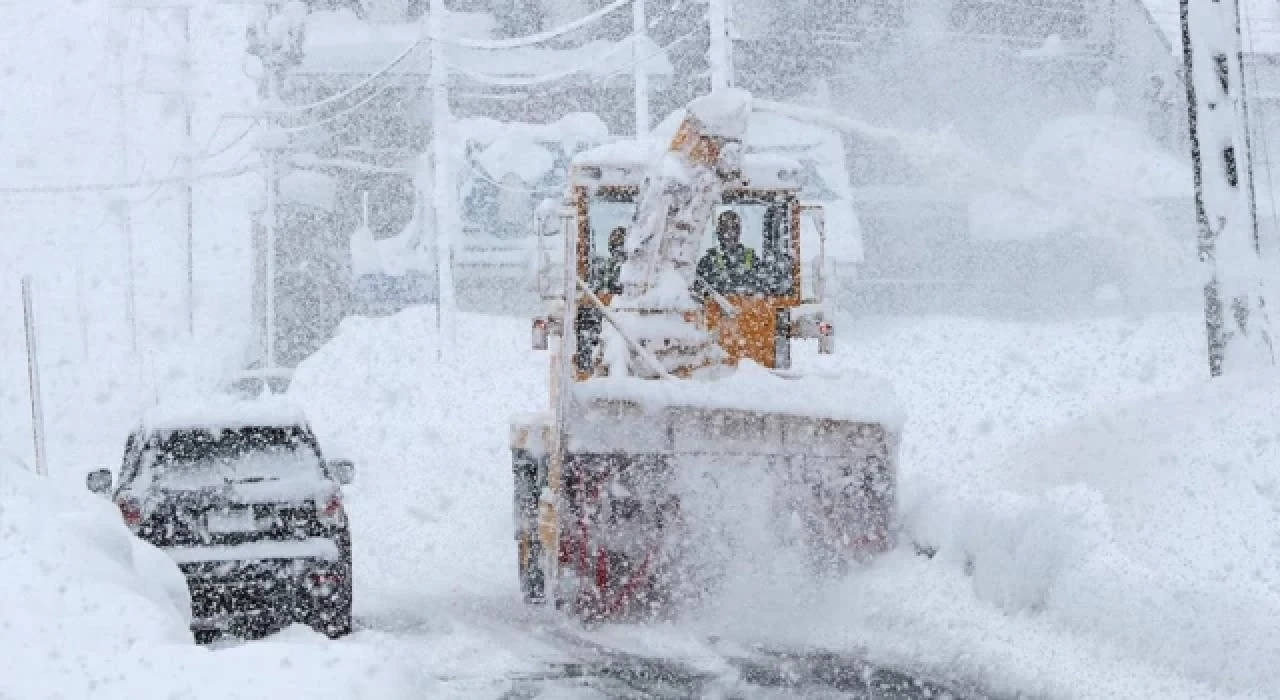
[274,81,393,133]
[448,24,696,88]
[257,35,428,117]
[442,0,633,50]
[200,119,260,160]
[255,0,638,117]
[464,159,562,194]
[0,162,261,195]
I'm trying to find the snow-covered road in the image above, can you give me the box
[345,593,993,698]
[8,302,1277,699]
[277,304,1273,699]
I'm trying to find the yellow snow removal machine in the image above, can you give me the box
[511,90,899,621]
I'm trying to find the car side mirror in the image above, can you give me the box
[328,459,355,485]
[86,468,113,496]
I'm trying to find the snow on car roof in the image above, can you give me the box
[141,396,311,435]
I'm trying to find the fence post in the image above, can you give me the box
[22,276,48,477]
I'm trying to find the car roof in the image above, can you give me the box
[138,396,311,436]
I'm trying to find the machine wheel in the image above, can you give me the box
[513,449,548,605]
[518,534,546,604]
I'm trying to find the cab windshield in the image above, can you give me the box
[585,189,794,297]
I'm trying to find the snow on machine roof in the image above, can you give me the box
[571,140,805,191]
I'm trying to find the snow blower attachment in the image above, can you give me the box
[512,90,900,621]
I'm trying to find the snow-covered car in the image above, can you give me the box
[85,400,356,641]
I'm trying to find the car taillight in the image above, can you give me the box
[532,318,549,350]
[305,569,344,596]
[319,494,346,526]
[117,498,142,527]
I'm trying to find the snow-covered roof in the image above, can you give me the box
[1142,0,1280,54]
[571,107,864,261]
[141,397,311,435]
[454,113,609,149]
[456,113,610,183]
[279,170,337,211]
[571,142,806,191]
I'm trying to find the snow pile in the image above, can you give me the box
[290,308,547,604]
[0,447,420,698]
[350,210,432,278]
[0,469,192,667]
[856,369,1280,699]
[699,312,1280,699]
[475,136,557,184]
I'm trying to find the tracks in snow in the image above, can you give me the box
[358,596,1003,699]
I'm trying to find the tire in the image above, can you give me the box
[310,546,354,639]
[310,582,353,639]
[321,604,353,639]
[519,536,546,604]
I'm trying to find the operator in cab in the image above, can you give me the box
[694,210,759,298]
[593,226,628,295]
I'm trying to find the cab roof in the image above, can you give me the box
[570,140,804,191]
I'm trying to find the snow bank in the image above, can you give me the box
[0,469,192,656]
[875,368,1280,699]
[0,450,418,699]
[290,307,547,605]
[699,312,1280,699]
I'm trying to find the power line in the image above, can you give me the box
[252,0,639,118]
[0,162,260,195]
[448,28,694,88]
[444,0,634,50]
[256,34,427,117]
[274,81,391,133]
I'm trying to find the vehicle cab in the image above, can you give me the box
[530,140,836,375]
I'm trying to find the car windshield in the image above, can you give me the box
[142,426,325,489]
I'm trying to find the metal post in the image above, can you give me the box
[633,0,650,136]
[1180,0,1274,376]
[708,0,732,91]
[264,143,278,368]
[181,4,195,336]
[262,2,280,369]
[22,277,48,477]
[431,0,457,354]
[111,6,139,355]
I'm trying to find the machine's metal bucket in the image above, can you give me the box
[554,397,898,620]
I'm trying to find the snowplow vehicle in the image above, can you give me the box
[511,90,900,621]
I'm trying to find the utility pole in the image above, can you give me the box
[110,6,139,355]
[431,0,457,355]
[244,0,304,369]
[180,3,195,336]
[708,0,732,91]
[1180,0,1274,376]
[633,0,650,136]
[114,0,197,336]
